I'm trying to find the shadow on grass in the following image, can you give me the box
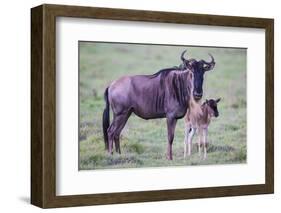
[207,144,235,153]
[106,155,143,166]
[188,143,235,153]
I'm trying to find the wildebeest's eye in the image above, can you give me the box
[203,64,209,70]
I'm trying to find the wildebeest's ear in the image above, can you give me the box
[186,62,193,71]
[216,98,221,103]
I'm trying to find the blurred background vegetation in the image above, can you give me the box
[79,42,247,170]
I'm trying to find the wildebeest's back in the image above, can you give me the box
[108,70,191,120]
[108,75,166,118]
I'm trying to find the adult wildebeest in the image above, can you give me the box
[102,50,215,160]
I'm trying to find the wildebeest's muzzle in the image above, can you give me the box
[193,90,203,100]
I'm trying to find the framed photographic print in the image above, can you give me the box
[31,4,274,208]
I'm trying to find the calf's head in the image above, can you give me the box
[205,98,221,117]
[181,50,216,101]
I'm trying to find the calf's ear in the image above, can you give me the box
[216,98,221,103]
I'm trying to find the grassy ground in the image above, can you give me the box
[79,42,247,170]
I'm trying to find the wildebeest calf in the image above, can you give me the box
[183,98,221,159]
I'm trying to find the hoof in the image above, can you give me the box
[167,155,173,160]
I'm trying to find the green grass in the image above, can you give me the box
[79,42,247,170]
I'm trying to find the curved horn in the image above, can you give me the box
[203,53,215,65]
[181,50,188,62]
[202,53,215,71]
[208,53,215,64]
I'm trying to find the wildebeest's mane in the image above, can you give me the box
[149,66,183,79]
[149,57,198,79]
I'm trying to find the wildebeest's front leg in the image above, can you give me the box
[166,117,177,160]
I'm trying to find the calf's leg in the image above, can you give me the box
[184,125,189,158]
[184,127,196,158]
[202,128,208,159]
[197,129,202,156]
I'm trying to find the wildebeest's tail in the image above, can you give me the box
[102,87,110,150]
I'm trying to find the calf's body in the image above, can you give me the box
[183,98,220,159]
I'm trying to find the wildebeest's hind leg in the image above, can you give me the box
[114,136,121,154]
[166,117,177,160]
[107,122,115,154]
[113,112,131,154]
[107,111,131,154]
